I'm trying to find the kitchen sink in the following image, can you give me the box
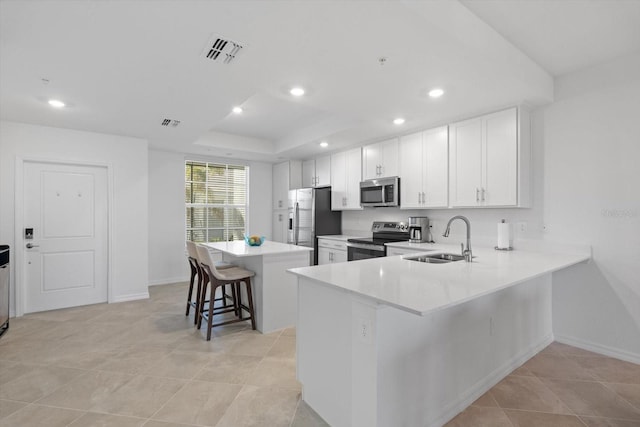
[404,253,466,264]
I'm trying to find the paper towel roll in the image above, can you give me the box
[497,222,512,249]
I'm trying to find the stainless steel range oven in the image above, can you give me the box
[347,221,409,261]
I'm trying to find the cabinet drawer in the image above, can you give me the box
[317,239,347,251]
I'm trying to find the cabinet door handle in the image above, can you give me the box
[422,192,426,204]
[481,188,486,202]
[476,188,480,203]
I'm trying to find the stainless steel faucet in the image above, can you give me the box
[443,215,473,262]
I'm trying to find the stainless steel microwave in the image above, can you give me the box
[360,176,400,207]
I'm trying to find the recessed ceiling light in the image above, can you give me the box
[48,99,65,108]
[393,118,405,125]
[290,87,305,97]
[232,106,243,114]
[320,141,329,148]
[428,88,444,98]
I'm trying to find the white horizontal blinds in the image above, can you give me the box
[185,161,248,242]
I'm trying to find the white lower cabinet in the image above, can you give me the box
[317,238,348,265]
[272,210,288,243]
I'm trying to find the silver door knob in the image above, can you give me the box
[26,243,39,249]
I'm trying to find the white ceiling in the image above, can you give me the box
[461,0,640,77]
[0,1,636,162]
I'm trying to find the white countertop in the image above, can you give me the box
[204,240,313,257]
[316,234,365,242]
[288,244,590,316]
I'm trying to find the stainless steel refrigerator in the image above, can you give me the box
[288,187,341,265]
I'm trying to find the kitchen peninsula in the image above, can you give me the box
[288,244,590,427]
[204,240,312,333]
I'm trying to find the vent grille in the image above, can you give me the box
[202,34,244,64]
[161,119,181,127]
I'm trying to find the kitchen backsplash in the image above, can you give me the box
[342,206,544,247]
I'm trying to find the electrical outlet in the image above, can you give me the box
[517,222,527,233]
[358,318,373,344]
[361,323,368,339]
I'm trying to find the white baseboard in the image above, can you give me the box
[555,334,640,365]
[432,333,554,427]
[148,276,189,286]
[111,291,150,303]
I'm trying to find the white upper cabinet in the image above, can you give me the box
[399,127,448,209]
[399,132,423,208]
[363,138,399,179]
[423,127,449,207]
[331,147,362,210]
[449,107,530,207]
[302,156,331,187]
[302,159,315,188]
[315,155,331,187]
[273,161,302,209]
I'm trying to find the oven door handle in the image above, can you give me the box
[347,242,386,252]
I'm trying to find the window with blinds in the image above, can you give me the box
[185,161,248,242]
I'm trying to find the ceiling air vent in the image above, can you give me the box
[201,34,244,64]
[161,119,181,127]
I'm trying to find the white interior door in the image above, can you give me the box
[23,161,108,313]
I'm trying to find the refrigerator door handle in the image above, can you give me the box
[294,202,300,245]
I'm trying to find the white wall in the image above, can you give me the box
[147,149,272,285]
[148,150,189,285]
[544,53,640,360]
[0,121,149,312]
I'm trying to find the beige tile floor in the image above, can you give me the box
[0,282,638,427]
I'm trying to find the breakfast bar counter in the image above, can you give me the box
[204,240,312,333]
[288,245,590,427]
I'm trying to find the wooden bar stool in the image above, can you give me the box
[195,244,256,340]
[185,241,234,324]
